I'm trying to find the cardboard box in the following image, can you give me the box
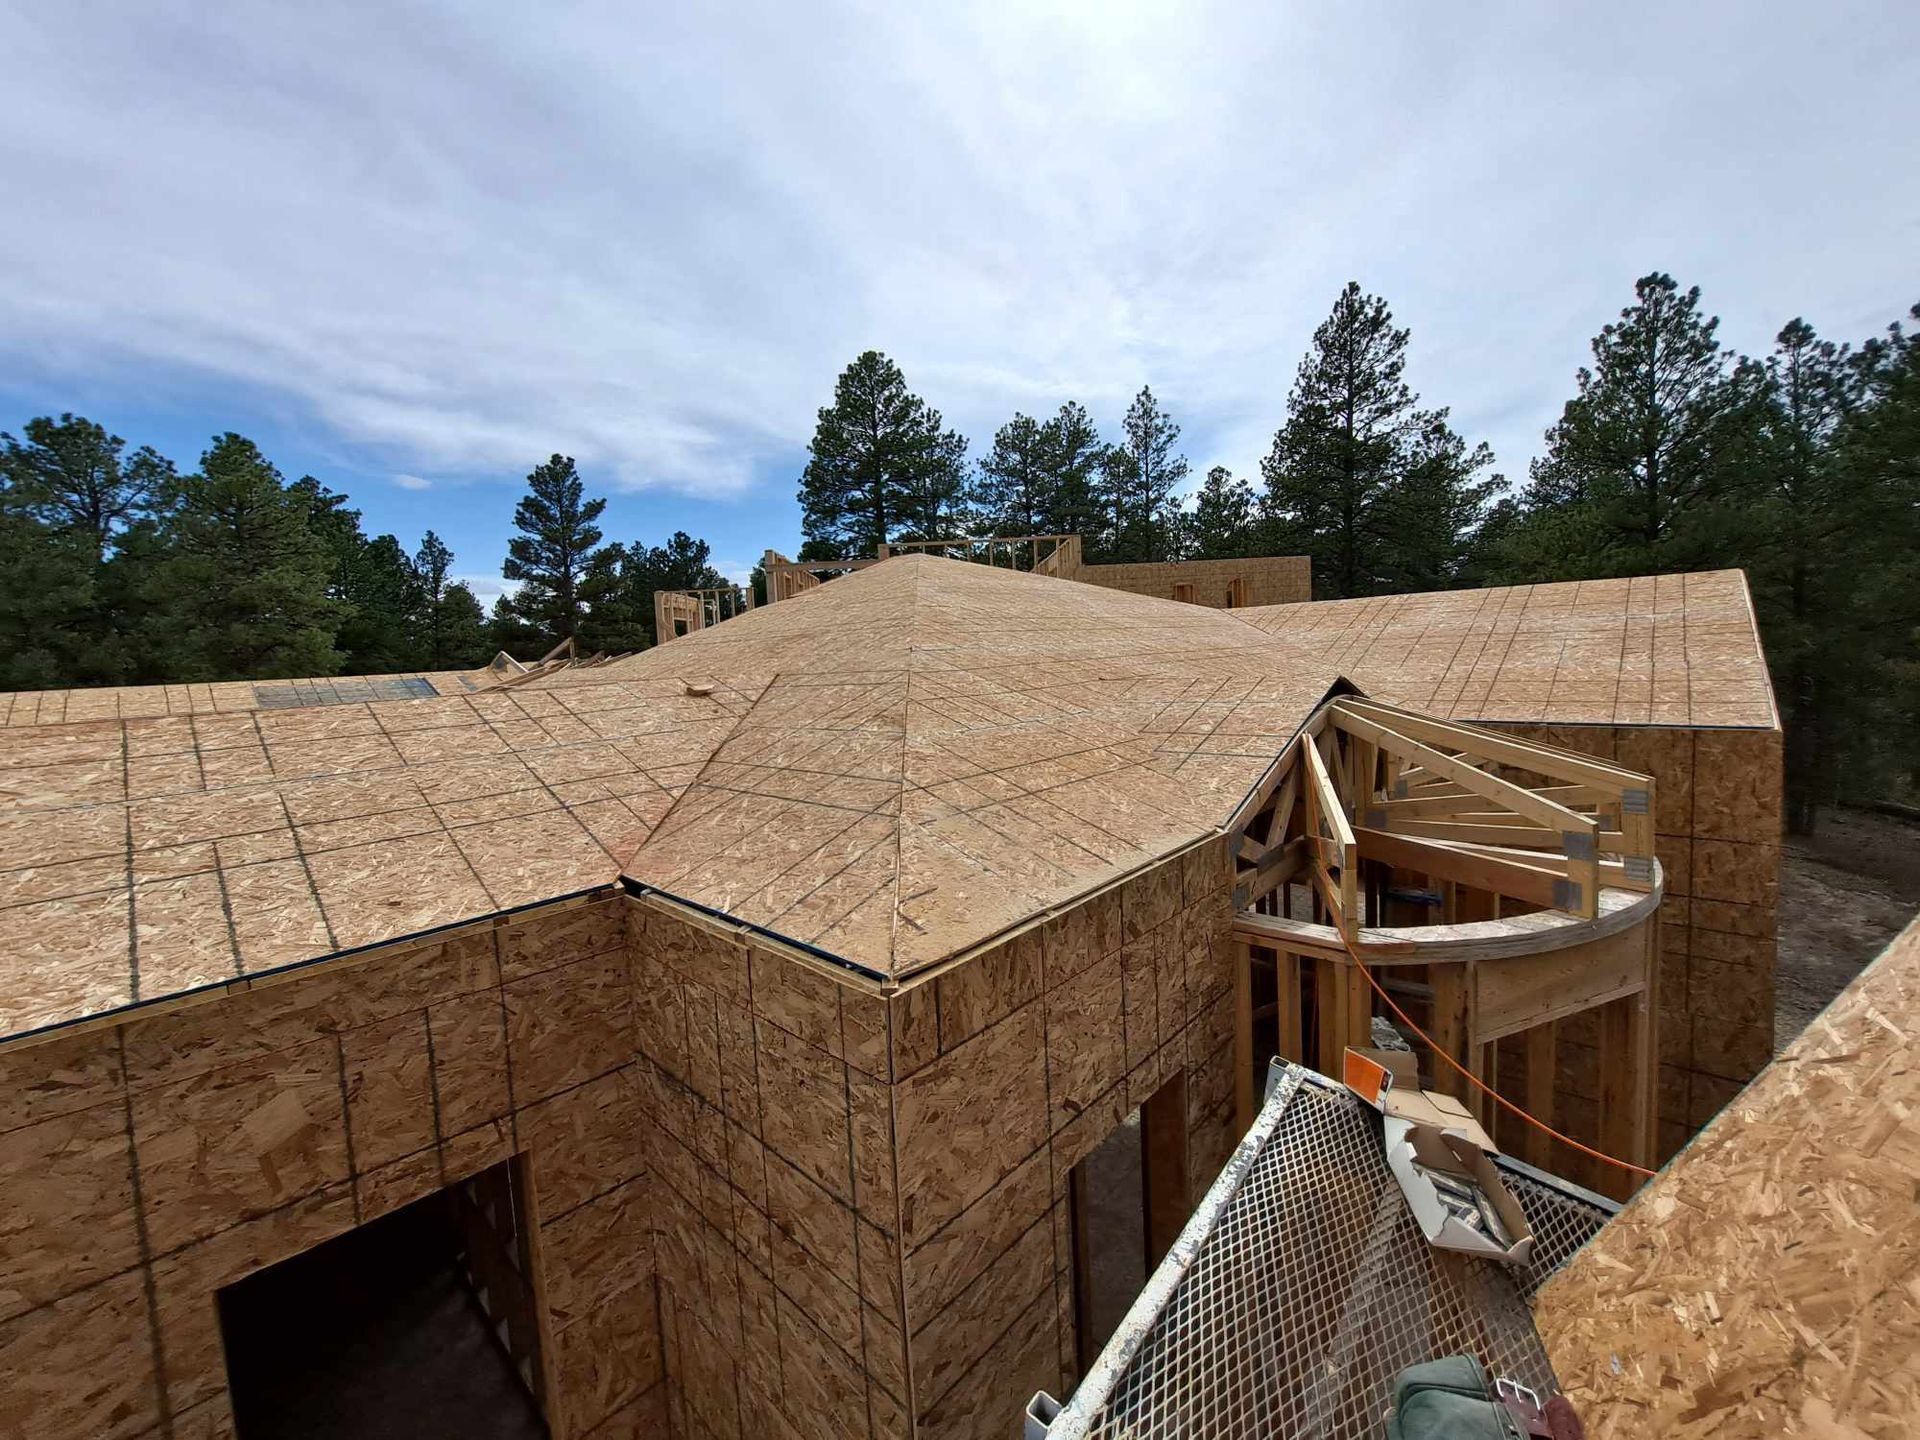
[1343,1048,1534,1266]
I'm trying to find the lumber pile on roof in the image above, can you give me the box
[1534,914,1920,1437]
[1236,571,1776,727]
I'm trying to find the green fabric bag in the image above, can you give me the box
[1383,1356,1526,1440]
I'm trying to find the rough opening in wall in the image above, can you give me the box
[1068,1071,1190,1374]
[216,1157,549,1440]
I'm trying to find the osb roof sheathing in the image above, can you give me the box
[587,555,1350,978]
[1534,913,1920,1437]
[0,555,1349,1043]
[0,666,505,726]
[0,675,759,1042]
[1234,570,1778,728]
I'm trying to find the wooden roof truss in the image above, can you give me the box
[1229,698,1657,935]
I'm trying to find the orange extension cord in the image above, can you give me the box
[1341,944,1659,1181]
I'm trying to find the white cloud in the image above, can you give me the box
[392,473,432,490]
[451,572,509,601]
[0,1,1913,499]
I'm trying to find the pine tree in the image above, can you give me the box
[637,530,729,594]
[571,530,731,652]
[1527,273,1761,571]
[574,543,650,655]
[1261,283,1498,598]
[798,351,969,554]
[1094,445,1134,562]
[1731,319,1863,830]
[292,478,424,673]
[1109,387,1188,562]
[1188,466,1259,559]
[0,480,97,687]
[0,413,171,560]
[1,413,174,682]
[975,414,1052,539]
[499,455,609,643]
[1831,306,1920,796]
[434,583,491,666]
[1037,402,1106,542]
[1373,411,1504,592]
[488,594,548,657]
[895,423,971,540]
[146,434,340,680]
[413,531,490,668]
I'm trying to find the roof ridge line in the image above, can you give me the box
[886,554,923,969]
[607,669,784,873]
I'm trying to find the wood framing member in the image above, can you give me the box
[1596,986,1655,1200]
[1333,705,1601,840]
[1369,784,1620,818]
[1301,735,1358,939]
[1372,818,1629,850]
[1273,950,1303,1069]
[1521,1023,1558,1171]
[1142,1073,1191,1266]
[1233,937,1255,1133]
[1337,698,1647,791]
[1233,944,1305,1137]
[1222,693,1661,1190]
[1428,961,1476,1105]
[1230,835,1306,912]
[1314,957,1371,1076]
[1331,704,1603,917]
[1354,826,1579,914]
[1342,697,1657,870]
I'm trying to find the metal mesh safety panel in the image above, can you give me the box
[1495,1158,1616,1301]
[1063,1069,1613,1440]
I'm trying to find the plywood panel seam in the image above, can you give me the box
[114,1027,174,1439]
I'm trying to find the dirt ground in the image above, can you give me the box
[1774,805,1920,1051]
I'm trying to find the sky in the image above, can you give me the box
[1,1,1914,596]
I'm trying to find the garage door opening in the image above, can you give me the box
[218,1159,549,1440]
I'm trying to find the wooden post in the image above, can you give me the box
[1642,913,1662,1160]
[1521,1021,1558,1171]
[1475,1041,1500,1135]
[1596,985,1654,1201]
[1428,961,1476,1102]
[1314,957,1345,1076]
[1142,1073,1190,1266]
[1233,938,1255,1132]
[1315,958,1371,1076]
[1274,951,1303,1067]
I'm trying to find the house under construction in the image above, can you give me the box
[0,537,1850,1440]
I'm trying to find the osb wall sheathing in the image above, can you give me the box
[1534,914,1920,1439]
[1076,554,1311,610]
[0,892,663,1440]
[632,836,1239,1440]
[1490,724,1782,1184]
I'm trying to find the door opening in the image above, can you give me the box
[1069,1072,1190,1373]
[218,1158,549,1440]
